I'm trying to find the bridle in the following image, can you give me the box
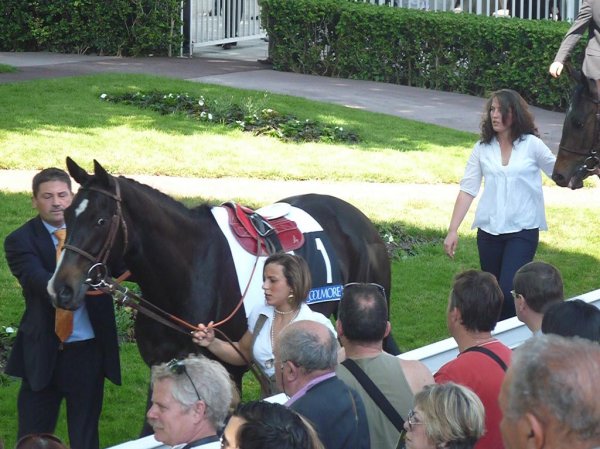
[63,178,129,267]
[557,92,600,176]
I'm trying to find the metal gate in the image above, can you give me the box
[189,0,266,51]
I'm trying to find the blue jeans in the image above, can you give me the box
[477,228,539,320]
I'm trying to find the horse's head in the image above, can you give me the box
[552,74,600,189]
[48,158,128,310]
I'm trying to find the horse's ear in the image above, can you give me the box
[93,159,112,187]
[66,157,90,185]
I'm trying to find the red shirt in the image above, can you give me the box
[434,340,512,449]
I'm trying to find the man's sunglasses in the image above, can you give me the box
[167,358,202,402]
[343,282,387,300]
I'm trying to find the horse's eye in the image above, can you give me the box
[96,218,107,226]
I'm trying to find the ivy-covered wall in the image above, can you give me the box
[262,0,584,110]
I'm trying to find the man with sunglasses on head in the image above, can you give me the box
[336,283,434,449]
[147,355,236,449]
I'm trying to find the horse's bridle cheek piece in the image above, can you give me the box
[62,179,129,275]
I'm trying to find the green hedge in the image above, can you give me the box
[262,0,584,110]
[0,0,182,56]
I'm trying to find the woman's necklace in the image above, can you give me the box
[271,307,300,347]
[274,308,296,315]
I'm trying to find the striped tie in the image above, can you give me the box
[53,228,73,342]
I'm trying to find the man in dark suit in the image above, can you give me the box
[549,0,600,96]
[275,320,370,449]
[4,167,121,449]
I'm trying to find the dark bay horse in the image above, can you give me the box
[49,158,396,377]
[552,76,600,189]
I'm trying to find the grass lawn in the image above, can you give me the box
[0,64,17,73]
[1,74,599,448]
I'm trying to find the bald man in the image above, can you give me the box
[275,320,370,449]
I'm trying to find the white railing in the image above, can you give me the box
[400,288,600,373]
[189,0,266,51]
[366,0,579,20]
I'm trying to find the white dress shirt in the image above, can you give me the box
[460,134,556,235]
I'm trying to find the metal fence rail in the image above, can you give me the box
[189,0,266,52]
[363,0,578,20]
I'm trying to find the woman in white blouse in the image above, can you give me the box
[443,89,556,320]
[192,252,336,397]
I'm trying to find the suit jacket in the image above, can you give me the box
[554,0,600,79]
[290,376,370,449]
[4,216,121,391]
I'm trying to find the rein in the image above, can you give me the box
[87,260,271,394]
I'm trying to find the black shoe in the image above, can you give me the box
[257,57,273,65]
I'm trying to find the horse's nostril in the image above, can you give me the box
[57,285,74,305]
[552,173,567,186]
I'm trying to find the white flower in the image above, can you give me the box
[199,97,205,107]
[4,326,15,334]
[100,93,107,99]
[208,113,213,121]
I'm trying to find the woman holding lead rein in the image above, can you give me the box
[192,252,336,397]
[443,89,556,320]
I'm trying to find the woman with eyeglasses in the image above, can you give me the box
[404,382,485,449]
[192,253,336,397]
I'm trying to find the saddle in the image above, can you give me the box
[222,202,304,256]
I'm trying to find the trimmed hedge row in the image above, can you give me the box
[0,0,584,109]
[0,0,182,56]
[262,0,585,110]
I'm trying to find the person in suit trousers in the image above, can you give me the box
[4,167,121,449]
[549,0,600,97]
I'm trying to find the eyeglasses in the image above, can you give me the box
[407,409,423,431]
[343,282,387,301]
[16,433,66,449]
[167,358,202,402]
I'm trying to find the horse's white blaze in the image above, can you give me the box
[75,198,88,217]
[47,253,64,299]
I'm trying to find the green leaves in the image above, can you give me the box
[100,90,360,143]
[263,0,582,110]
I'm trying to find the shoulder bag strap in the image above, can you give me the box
[251,313,276,397]
[462,345,508,371]
[341,358,405,433]
[251,313,268,348]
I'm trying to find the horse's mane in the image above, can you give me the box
[108,175,214,219]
